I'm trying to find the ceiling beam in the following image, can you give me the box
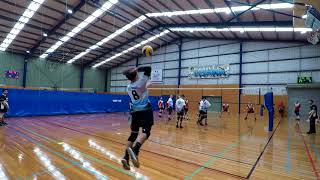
[231,0,302,19]
[88,20,293,68]
[203,0,227,39]
[84,25,161,66]
[226,0,267,23]
[106,38,180,69]
[0,13,106,56]
[118,0,178,39]
[26,0,86,58]
[86,0,164,46]
[223,0,240,39]
[162,21,293,28]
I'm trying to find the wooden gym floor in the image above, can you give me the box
[0,111,319,180]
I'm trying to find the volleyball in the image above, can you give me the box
[142,45,153,57]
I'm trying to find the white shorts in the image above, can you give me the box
[0,113,4,118]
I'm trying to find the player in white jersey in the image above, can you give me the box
[167,95,174,121]
[175,95,186,128]
[121,66,153,170]
[197,97,211,126]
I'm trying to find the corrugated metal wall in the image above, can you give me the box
[110,39,320,94]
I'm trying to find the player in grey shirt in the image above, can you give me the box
[121,66,153,170]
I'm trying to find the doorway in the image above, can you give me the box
[203,96,222,112]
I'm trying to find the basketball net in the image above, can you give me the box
[307,29,320,45]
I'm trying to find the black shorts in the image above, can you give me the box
[294,110,299,116]
[184,108,189,113]
[177,110,184,116]
[159,107,164,111]
[248,109,254,113]
[168,107,173,115]
[278,108,284,113]
[131,109,154,132]
[199,110,207,118]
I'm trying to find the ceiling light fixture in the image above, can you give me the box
[66,3,293,64]
[0,0,46,52]
[92,30,169,68]
[39,0,118,59]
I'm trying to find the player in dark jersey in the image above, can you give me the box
[0,89,9,126]
[307,99,318,134]
[244,102,256,121]
[158,97,164,118]
[121,66,153,170]
[220,103,230,118]
[278,101,285,118]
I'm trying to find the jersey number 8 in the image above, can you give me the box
[132,90,140,100]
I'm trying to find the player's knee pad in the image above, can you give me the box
[142,128,151,139]
[128,131,138,142]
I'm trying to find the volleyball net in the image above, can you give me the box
[148,87,287,117]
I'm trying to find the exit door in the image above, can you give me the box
[203,96,222,112]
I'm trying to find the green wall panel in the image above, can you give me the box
[83,68,106,92]
[26,58,80,89]
[0,52,24,86]
[0,51,107,92]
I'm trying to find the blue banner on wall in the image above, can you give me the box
[188,64,230,79]
[1,88,161,117]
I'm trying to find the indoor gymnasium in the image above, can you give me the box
[0,0,320,179]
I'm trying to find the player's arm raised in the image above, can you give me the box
[137,66,152,87]
[137,66,151,77]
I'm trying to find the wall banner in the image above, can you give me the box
[188,64,230,79]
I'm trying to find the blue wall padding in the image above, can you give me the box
[1,88,164,117]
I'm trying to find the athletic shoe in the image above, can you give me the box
[127,147,140,168]
[180,126,183,128]
[307,131,316,134]
[244,117,247,120]
[121,158,131,170]
[0,122,6,126]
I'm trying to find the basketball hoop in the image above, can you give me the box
[307,29,320,45]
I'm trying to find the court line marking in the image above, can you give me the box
[184,142,239,180]
[148,137,253,166]
[246,120,281,179]
[285,125,292,172]
[183,118,281,179]
[13,125,136,178]
[44,119,248,179]
[311,144,320,163]
[297,126,320,180]
[9,127,111,180]
[184,117,270,180]
[1,130,72,180]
